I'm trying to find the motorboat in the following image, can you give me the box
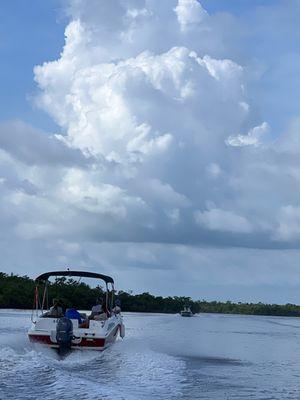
[28,270,125,354]
[180,305,193,317]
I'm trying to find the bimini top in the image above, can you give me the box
[35,270,114,284]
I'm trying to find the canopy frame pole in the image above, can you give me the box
[31,285,39,322]
[105,283,108,313]
[41,281,48,314]
[110,283,115,311]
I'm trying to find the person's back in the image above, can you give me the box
[43,299,63,318]
[89,299,103,320]
[65,308,82,324]
[50,306,63,317]
[91,304,102,315]
[112,299,121,314]
[88,298,109,321]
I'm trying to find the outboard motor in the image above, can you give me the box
[56,317,73,356]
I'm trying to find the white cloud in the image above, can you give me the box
[35,42,245,164]
[274,205,300,241]
[195,208,253,234]
[25,0,300,250]
[15,222,56,240]
[226,121,270,147]
[147,179,190,207]
[57,168,147,218]
[174,0,208,32]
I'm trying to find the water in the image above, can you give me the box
[1,311,300,399]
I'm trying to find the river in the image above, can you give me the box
[1,310,300,399]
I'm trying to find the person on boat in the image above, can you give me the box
[112,298,121,314]
[65,308,83,324]
[89,298,103,319]
[89,298,108,321]
[43,298,64,318]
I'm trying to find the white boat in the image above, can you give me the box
[28,270,125,354]
[180,305,193,317]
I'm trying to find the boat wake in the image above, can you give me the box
[0,331,184,400]
[4,311,300,399]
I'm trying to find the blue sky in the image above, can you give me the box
[0,0,64,131]
[1,0,300,302]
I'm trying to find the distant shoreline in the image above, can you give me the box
[1,272,300,317]
[1,308,300,318]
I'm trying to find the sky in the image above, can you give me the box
[1,0,300,303]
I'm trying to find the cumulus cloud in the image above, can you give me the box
[195,208,253,234]
[56,168,148,218]
[34,42,245,164]
[13,0,300,252]
[3,0,300,300]
[274,205,300,242]
[174,0,208,32]
[226,122,270,147]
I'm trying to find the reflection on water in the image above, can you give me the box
[1,310,300,399]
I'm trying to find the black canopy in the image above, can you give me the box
[35,270,114,284]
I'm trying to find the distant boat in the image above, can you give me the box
[180,305,193,317]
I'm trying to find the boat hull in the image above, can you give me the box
[180,312,193,317]
[28,315,124,351]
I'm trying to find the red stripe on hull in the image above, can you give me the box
[29,334,52,345]
[28,325,120,349]
[29,334,105,348]
[74,338,105,347]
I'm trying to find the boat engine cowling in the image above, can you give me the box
[56,317,73,355]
